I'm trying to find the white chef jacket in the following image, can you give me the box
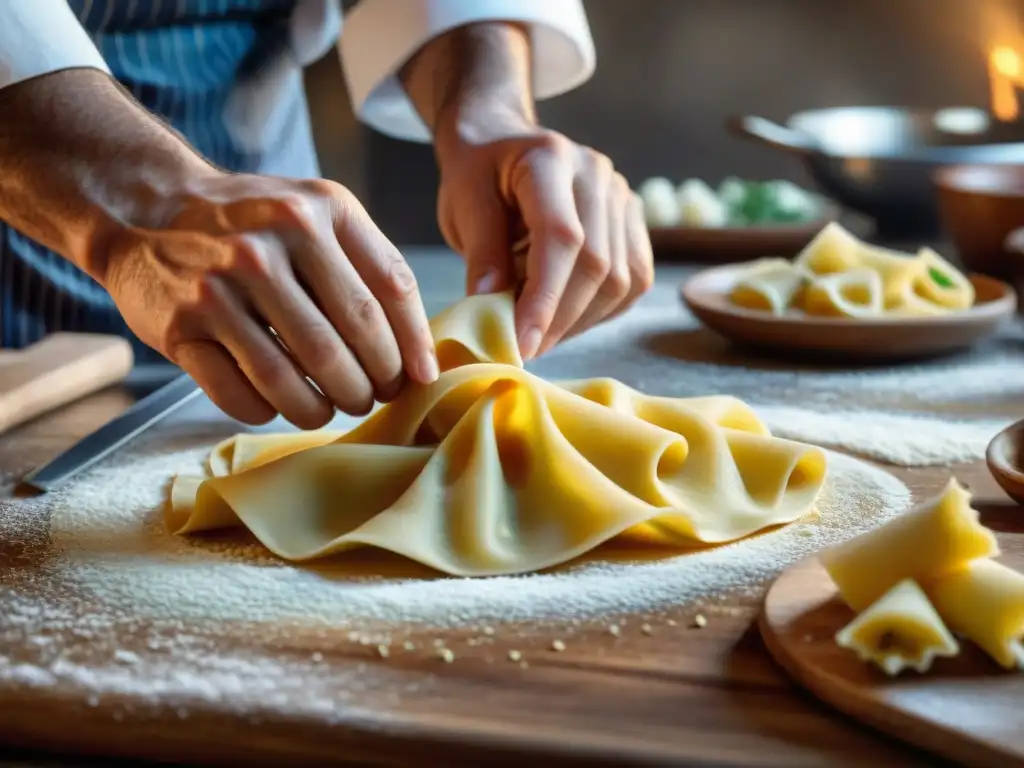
[0,0,596,150]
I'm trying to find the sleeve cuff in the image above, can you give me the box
[0,0,110,92]
[339,0,595,144]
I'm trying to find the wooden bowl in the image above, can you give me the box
[680,264,1016,361]
[934,164,1024,283]
[649,203,841,264]
[986,418,1024,504]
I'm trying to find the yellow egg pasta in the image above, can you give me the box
[802,269,883,318]
[927,558,1024,670]
[910,247,975,311]
[728,223,975,317]
[820,478,999,612]
[166,291,828,576]
[730,258,811,315]
[794,221,863,275]
[835,579,960,676]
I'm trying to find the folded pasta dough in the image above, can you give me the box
[792,223,975,316]
[852,242,928,308]
[835,579,959,676]
[166,291,828,576]
[794,222,862,274]
[730,258,811,315]
[820,478,999,611]
[926,558,1024,670]
[801,269,884,318]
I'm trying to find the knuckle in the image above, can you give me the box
[535,130,573,157]
[302,178,342,199]
[542,218,585,251]
[634,259,655,293]
[585,148,615,178]
[606,266,631,299]
[346,292,385,330]
[275,194,312,226]
[166,276,221,341]
[613,172,631,198]
[227,235,275,279]
[189,274,223,313]
[380,256,419,301]
[301,328,342,368]
[248,351,292,390]
[629,190,644,215]
[529,287,562,320]
[577,246,611,282]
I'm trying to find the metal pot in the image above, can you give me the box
[729,107,1024,240]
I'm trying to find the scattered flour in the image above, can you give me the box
[1,434,910,716]
[754,405,1009,467]
[34,441,909,628]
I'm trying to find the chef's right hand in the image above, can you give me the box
[101,170,439,429]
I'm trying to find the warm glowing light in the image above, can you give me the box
[989,45,1024,122]
[993,46,1022,77]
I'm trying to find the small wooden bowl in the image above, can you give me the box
[986,419,1024,505]
[649,203,841,264]
[934,164,1024,283]
[680,264,1016,361]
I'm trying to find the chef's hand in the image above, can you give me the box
[0,70,439,430]
[434,111,654,361]
[103,171,439,428]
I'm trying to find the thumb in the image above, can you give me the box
[458,186,514,296]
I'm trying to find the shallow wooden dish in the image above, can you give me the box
[761,553,1024,768]
[987,418,1024,505]
[649,204,840,264]
[934,164,1024,283]
[680,264,1016,361]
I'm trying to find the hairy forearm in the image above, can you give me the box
[0,69,212,281]
[399,22,536,154]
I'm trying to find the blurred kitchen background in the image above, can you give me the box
[305,0,1024,246]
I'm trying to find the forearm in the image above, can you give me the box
[399,22,536,155]
[0,69,212,281]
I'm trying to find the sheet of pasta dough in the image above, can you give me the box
[166,291,828,576]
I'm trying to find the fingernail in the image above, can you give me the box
[419,349,440,383]
[473,268,501,295]
[519,326,543,360]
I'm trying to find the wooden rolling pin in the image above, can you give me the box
[0,333,134,435]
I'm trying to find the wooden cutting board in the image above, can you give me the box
[0,333,134,434]
[760,533,1024,768]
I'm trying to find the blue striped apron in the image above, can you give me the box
[0,0,303,361]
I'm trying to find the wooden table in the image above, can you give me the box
[0,250,1015,767]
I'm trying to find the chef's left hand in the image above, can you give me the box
[433,109,654,360]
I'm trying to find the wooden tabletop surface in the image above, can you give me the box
[1,249,1018,767]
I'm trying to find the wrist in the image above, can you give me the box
[0,69,216,282]
[432,89,537,162]
[401,22,537,157]
[85,145,218,281]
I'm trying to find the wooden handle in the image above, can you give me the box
[0,333,135,434]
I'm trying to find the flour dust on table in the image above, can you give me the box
[30,435,910,627]
[0,438,906,721]
[528,281,1024,466]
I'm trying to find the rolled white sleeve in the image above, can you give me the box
[0,1,110,91]
[339,0,596,143]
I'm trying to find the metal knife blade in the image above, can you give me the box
[20,372,203,493]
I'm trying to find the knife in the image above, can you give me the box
[20,372,203,493]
